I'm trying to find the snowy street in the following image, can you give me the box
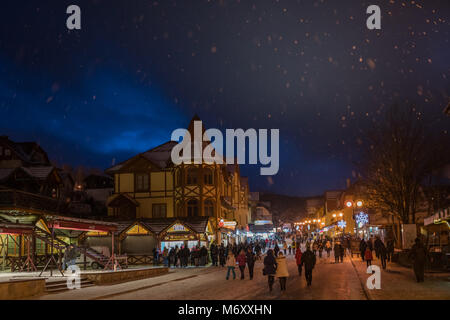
[33,251,449,300]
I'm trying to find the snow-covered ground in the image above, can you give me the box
[29,251,449,300]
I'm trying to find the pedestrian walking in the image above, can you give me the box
[283,242,288,255]
[326,240,331,258]
[274,243,280,257]
[379,242,387,269]
[246,247,256,280]
[225,253,236,280]
[408,238,428,282]
[339,243,344,263]
[360,239,367,261]
[236,249,247,280]
[301,246,316,287]
[365,247,373,267]
[219,244,226,267]
[334,242,341,263]
[263,249,277,292]
[295,246,303,276]
[386,238,395,262]
[374,236,383,259]
[275,252,289,291]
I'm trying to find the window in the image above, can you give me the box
[186,168,198,185]
[135,173,149,192]
[152,204,167,218]
[176,170,182,186]
[187,199,199,217]
[4,148,11,157]
[204,169,213,185]
[204,200,214,217]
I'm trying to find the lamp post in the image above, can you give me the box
[346,200,364,237]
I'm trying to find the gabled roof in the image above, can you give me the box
[21,166,56,180]
[0,136,50,166]
[105,141,178,174]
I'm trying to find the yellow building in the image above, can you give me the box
[104,116,250,247]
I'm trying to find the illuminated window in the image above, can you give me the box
[135,173,149,192]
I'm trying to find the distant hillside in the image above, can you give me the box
[259,192,309,225]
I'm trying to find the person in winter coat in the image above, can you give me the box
[219,244,226,267]
[339,243,345,263]
[168,247,175,268]
[364,247,373,267]
[326,240,331,257]
[225,252,236,280]
[386,239,395,262]
[263,249,277,292]
[408,238,428,282]
[301,246,316,286]
[199,246,208,266]
[374,237,383,259]
[275,252,289,291]
[334,242,341,263]
[236,250,247,280]
[246,247,256,280]
[274,244,280,257]
[379,242,387,269]
[360,239,367,261]
[295,247,303,276]
[210,243,218,266]
[283,242,288,255]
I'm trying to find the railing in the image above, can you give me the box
[0,189,68,214]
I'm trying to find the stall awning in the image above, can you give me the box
[47,216,118,232]
[0,223,34,235]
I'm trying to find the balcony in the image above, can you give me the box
[0,189,68,214]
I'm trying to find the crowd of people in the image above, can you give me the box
[148,232,430,293]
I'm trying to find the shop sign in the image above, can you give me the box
[255,220,272,225]
[164,234,196,241]
[167,223,188,233]
[219,219,237,229]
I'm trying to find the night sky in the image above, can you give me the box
[0,0,449,196]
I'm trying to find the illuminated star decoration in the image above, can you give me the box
[338,220,347,229]
[355,212,369,226]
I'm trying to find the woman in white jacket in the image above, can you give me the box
[275,252,289,291]
[225,253,236,280]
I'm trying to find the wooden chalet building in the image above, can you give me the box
[101,116,251,251]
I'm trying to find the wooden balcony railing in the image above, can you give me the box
[0,189,68,214]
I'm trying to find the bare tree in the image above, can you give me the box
[361,104,449,225]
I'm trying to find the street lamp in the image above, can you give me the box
[356,200,363,207]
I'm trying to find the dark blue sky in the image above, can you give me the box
[1,0,449,196]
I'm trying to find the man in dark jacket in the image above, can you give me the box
[360,239,367,261]
[301,247,316,286]
[408,238,428,282]
[386,239,395,262]
[334,242,341,263]
[219,244,226,267]
[374,237,383,259]
[210,243,218,266]
[200,246,208,266]
[246,247,256,280]
[379,242,387,269]
[263,249,277,292]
